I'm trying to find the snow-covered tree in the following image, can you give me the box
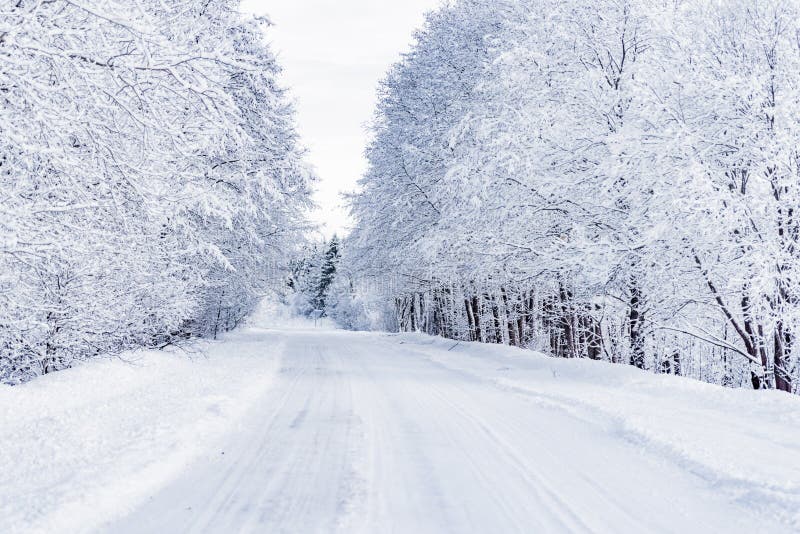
[346,0,800,394]
[0,1,312,383]
[288,236,341,317]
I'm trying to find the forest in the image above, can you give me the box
[5,0,800,397]
[341,0,800,394]
[0,0,313,384]
[4,1,800,531]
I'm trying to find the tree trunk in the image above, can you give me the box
[629,279,645,369]
[490,294,503,344]
[773,323,792,392]
[584,308,603,360]
[464,298,476,341]
[409,295,417,332]
[742,293,772,389]
[558,283,576,358]
[500,288,518,346]
[471,296,483,343]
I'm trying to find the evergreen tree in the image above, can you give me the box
[287,237,341,317]
[315,236,341,313]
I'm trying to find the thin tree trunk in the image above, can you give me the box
[471,296,483,343]
[558,283,576,358]
[465,298,476,341]
[490,294,503,344]
[774,323,792,392]
[500,288,518,346]
[629,279,645,369]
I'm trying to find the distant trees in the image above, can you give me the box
[0,1,312,383]
[347,0,800,394]
[317,236,341,312]
[289,236,340,317]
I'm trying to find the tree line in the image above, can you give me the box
[0,0,312,383]
[289,236,341,318]
[346,0,800,394]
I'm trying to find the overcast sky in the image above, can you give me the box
[241,0,442,238]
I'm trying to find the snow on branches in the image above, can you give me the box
[0,0,313,383]
[347,0,800,394]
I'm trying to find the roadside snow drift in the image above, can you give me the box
[2,323,799,533]
[0,327,284,534]
[398,333,800,529]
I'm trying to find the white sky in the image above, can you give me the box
[241,0,442,238]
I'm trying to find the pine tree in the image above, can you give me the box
[315,236,341,314]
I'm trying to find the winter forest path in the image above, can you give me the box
[102,328,786,533]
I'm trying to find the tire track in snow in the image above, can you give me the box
[103,330,787,534]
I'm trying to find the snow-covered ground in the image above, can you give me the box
[2,314,799,533]
[0,321,286,534]
[397,334,800,529]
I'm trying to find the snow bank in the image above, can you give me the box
[391,333,800,529]
[0,327,283,534]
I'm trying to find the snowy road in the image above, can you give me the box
[100,328,792,534]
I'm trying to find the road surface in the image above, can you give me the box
[102,329,782,533]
